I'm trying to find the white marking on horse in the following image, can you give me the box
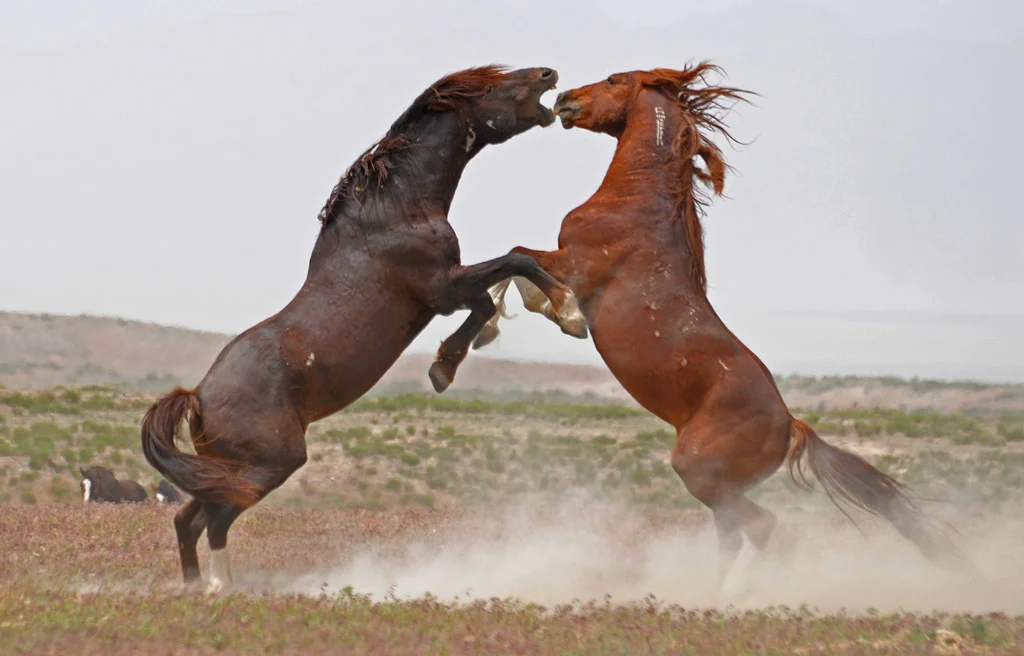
[305,352,315,367]
[654,106,666,146]
[156,493,166,504]
[486,120,496,130]
[208,548,233,593]
[82,478,92,504]
[719,360,731,371]
[654,330,661,338]
[464,127,476,152]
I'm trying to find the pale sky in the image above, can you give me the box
[1,0,1022,381]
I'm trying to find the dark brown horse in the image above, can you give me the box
[153,479,186,505]
[141,65,585,591]
[80,466,148,504]
[433,63,963,586]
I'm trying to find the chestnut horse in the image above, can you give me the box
[141,65,586,591]
[433,63,962,586]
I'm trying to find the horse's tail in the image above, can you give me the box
[786,418,963,565]
[141,387,260,507]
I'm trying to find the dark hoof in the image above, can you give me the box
[472,324,500,350]
[429,361,453,393]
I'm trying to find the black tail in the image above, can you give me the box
[141,387,260,507]
[787,418,964,566]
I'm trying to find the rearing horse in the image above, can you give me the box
[141,65,586,591]
[433,63,962,585]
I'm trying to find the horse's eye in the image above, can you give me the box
[607,76,615,86]
[484,86,493,95]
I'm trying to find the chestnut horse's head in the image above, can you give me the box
[438,66,560,145]
[553,63,751,143]
[554,63,754,295]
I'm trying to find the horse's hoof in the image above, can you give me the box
[557,299,589,339]
[428,361,453,393]
[205,578,228,595]
[472,324,500,350]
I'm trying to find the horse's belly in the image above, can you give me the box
[585,284,715,424]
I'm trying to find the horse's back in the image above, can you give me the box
[122,481,148,503]
[195,271,430,433]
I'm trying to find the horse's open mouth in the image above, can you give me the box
[535,74,559,127]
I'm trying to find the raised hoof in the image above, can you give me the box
[556,298,589,339]
[428,361,453,394]
[472,324,500,350]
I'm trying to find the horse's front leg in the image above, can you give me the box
[444,251,586,339]
[428,249,584,393]
[428,292,499,393]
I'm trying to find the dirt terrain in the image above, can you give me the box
[2,384,1024,653]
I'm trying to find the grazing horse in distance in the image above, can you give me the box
[434,63,963,586]
[153,479,185,504]
[142,65,584,592]
[80,466,148,504]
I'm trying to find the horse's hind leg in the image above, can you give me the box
[174,498,207,584]
[710,503,746,590]
[202,431,308,592]
[204,502,246,593]
[735,495,777,551]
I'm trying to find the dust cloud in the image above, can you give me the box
[248,492,1024,614]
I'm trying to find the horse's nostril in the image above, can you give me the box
[540,68,553,79]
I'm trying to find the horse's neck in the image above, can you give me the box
[589,92,710,296]
[377,111,476,217]
[596,92,690,207]
[313,112,475,261]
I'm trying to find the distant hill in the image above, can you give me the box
[0,311,624,396]
[1,311,1022,413]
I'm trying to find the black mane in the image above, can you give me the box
[317,65,509,230]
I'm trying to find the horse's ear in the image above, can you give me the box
[79,467,86,476]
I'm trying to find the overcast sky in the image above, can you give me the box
[1,0,1021,381]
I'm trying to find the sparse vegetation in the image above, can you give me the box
[2,374,1024,656]
[3,386,1024,511]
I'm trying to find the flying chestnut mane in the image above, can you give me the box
[317,65,511,229]
[641,62,753,295]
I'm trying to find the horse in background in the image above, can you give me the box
[141,65,584,592]
[153,479,185,504]
[80,465,148,504]
[433,63,964,586]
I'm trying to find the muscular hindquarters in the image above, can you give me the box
[670,366,791,505]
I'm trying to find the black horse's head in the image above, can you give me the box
[318,65,560,227]
[445,66,559,145]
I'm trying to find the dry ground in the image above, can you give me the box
[2,387,1024,654]
[3,503,1024,655]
